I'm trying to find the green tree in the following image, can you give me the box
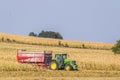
[112,40,120,54]
[38,30,63,39]
[29,32,37,36]
[55,32,63,39]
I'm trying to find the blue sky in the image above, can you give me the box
[0,0,120,42]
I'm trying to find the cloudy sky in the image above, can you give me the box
[0,0,120,42]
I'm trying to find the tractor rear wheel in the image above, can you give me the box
[65,64,72,71]
[50,61,58,70]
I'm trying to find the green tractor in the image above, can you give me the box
[49,54,78,71]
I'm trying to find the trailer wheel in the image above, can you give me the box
[50,60,58,70]
[65,64,72,71]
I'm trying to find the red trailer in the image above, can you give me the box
[17,50,52,68]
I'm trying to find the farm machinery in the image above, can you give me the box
[17,50,78,71]
[49,54,78,71]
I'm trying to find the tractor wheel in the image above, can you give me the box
[50,61,58,70]
[65,64,72,71]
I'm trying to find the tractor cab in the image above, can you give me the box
[50,54,78,71]
[55,54,67,61]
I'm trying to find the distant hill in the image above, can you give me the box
[0,32,114,50]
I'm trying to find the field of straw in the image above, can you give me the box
[0,32,114,50]
[0,33,120,80]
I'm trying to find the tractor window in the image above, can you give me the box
[57,56,59,60]
[63,54,67,59]
[55,55,60,60]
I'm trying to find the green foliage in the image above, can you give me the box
[38,30,63,39]
[28,30,63,39]
[29,32,37,36]
[112,40,120,54]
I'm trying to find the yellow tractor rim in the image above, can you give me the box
[51,62,57,70]
[66,66,70,71]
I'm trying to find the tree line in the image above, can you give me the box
[29,30,63,39]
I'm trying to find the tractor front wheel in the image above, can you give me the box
[50,61,58,70]
[64,64,72,71]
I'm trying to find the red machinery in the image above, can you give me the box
[17,50,52,68]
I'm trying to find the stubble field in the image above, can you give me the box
[0,42,120,80]
[0,33,120,80]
